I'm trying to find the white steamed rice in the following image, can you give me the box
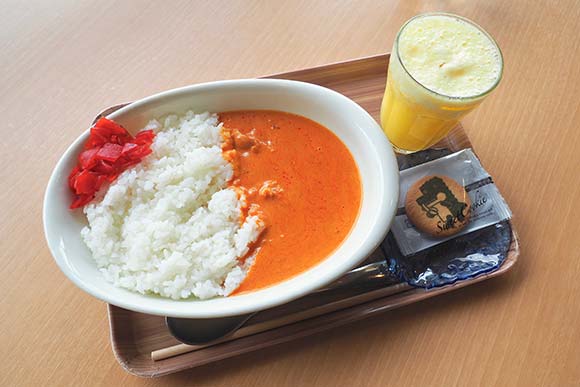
[81,111,262,299]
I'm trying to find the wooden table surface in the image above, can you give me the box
[2,0,579,385]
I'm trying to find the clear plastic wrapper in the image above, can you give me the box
[391,148,512,256]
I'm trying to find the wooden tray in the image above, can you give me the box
[107,53,519,377]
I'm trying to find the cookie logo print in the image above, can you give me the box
[416,176,468,232]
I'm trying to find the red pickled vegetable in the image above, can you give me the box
[94,117,128,136]
[127,145,152,159]
[79,148,99,169]
[93,160,115,174]
[96,143,123,162]
[73,170,99,194]
[134,130,155,145]
[68,166,81,189]
[121,143,138,155]
[68,117,155,209]
[84,129,108,149]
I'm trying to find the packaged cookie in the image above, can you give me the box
[405,175,472,237]
[391,148,512,256]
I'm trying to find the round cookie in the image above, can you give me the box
[405,175,471,237]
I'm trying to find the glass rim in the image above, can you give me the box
[394,12,504,101]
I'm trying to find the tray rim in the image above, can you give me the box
[105,52,519,377]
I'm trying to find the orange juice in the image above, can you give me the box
[380,13,503,153]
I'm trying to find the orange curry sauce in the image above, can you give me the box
[220,110,361,294]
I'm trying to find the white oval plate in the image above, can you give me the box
[43,79,399,318]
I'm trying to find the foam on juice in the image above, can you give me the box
[397,15,502,98]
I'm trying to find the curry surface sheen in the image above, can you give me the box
[220,110,361,294]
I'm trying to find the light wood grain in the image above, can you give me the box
[1,0,579,386]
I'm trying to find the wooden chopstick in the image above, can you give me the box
[151,282,410,361]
